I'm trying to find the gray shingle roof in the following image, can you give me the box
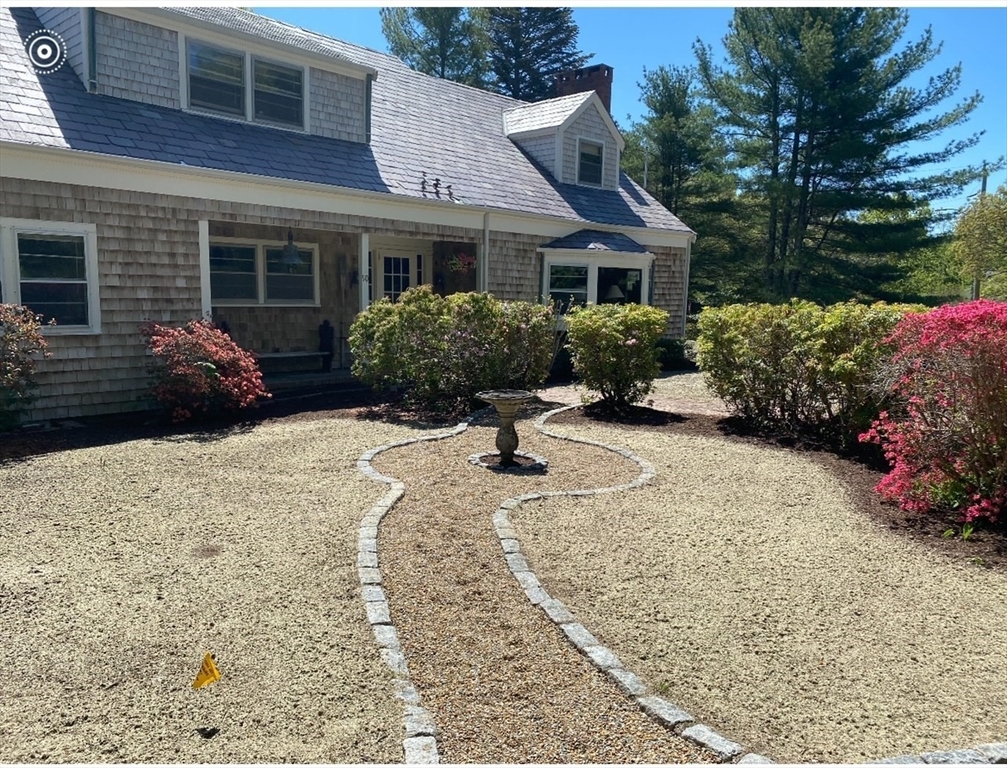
[503,91,592,135]
[1,7,694,235]
[541,230,650,253]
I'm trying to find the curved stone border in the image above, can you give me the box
[487,404,768,763]
[467,449,549,473]
[356,416,483,765]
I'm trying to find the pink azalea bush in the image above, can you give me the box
[0,303,51,429]
[141,319,269,422]
[860,300,1007,525]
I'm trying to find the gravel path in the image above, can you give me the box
[541,371,729,417]
[372,420,715,763]
[513,417,1007,763]
[0,418,439,763]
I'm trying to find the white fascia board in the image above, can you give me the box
[1,141,695,249]
[560,93,626,153]
[537,247,655,263]
[506,127,558,142]
[99,7,378,81]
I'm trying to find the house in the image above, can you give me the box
[0,7,695,422]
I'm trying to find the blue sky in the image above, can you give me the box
[256,5,1007,218]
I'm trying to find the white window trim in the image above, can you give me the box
[541,250,654,309]
[0,218,101,336]
[576,137,606,188]
[209,236,320,307]
[182,34,310,133]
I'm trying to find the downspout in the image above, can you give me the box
[87,8,97,93]
[364,74,373,143]
[481,211,490,293]
[682,236,694,338]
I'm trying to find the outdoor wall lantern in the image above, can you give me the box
[281,228,303,268]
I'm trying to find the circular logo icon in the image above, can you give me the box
[24,28,67,75]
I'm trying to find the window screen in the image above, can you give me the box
[254,59,303,127]
[549,265,588,313]
[578,141,603,186]
[17,233,89,326]
[188,41,244,116]
[209,244,257,301]
[265,247,314,302]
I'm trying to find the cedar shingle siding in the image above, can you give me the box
[95,12,180,109]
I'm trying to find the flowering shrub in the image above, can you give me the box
[697,300,923,439]
[860,300,1007,525]
[447,252,476,274]
[0,304,51,429]
[564,303,669,408]
[349,286,556,413]
[141,319,269,422]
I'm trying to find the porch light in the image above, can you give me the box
[281,228,302,267]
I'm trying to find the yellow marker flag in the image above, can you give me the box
[192,652,220,690]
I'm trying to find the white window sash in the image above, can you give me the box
[208,236,320,307]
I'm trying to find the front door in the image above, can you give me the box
[380,250,417,302]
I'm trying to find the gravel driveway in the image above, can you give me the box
[0,417,437,763]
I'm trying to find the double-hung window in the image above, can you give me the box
[0,219,101,334]
[578,140,604,186]
[548,265,589,314]
[186,39,305,130]
[209,239,318,306]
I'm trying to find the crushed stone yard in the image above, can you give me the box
[0,418,438,763]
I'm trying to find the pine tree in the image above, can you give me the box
[695,8,987,301]
[380,7,489,88]
[480,8,590,101]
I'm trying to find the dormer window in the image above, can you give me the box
[187,41,244,117]
[578,140,604,186]
[253,59,303,128]
[185,38,305,130]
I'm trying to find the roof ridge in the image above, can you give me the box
[503,91,592,115]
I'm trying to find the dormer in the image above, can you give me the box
[503,64,624,191]
[31,7,376,143]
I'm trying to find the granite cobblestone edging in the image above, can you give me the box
[356,419,480,765]
[517,404,1007,766]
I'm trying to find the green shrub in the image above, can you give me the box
[655,337,693,371]
[0,304,51,429]
[697,299,923,439]
[349,286,556,413]
[565,303,670,408]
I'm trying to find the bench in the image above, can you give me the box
[256,350,332,374]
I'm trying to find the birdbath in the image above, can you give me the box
[477,389,535,468]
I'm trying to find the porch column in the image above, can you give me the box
[359,233,370,311]
[479,212,490,293]
[198,220,211,319]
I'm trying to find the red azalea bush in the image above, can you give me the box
[141,319,269,422]
[1,303,51,429]
[860,300,1007,525]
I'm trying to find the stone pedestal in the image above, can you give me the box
[477,389,534,467]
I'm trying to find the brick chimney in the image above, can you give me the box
[554,63,613,113]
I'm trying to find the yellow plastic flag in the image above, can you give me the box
[192,652,220,690]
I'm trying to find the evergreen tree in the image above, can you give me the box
[480,8,590,101]
[380,7,489,87]
[954,184,1007,299]
[695,8,986,301]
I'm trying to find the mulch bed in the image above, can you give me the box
[551,403,1007,577]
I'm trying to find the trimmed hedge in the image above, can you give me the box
[697,299,924,440]
[565,303,669,408]
[349,287,556,413]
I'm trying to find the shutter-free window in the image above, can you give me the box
[578,141,603,186]
[253,59,303,127]
[598,267,642,304]
[17,233,89,326]
[188,41,245,116]
[265,247,314,302]
[209,244,257,301]
[549,265,588,313]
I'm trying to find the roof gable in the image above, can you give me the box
[560,94,625,153]
[503,91,592,136]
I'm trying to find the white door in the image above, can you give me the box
[378,249,418,302]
